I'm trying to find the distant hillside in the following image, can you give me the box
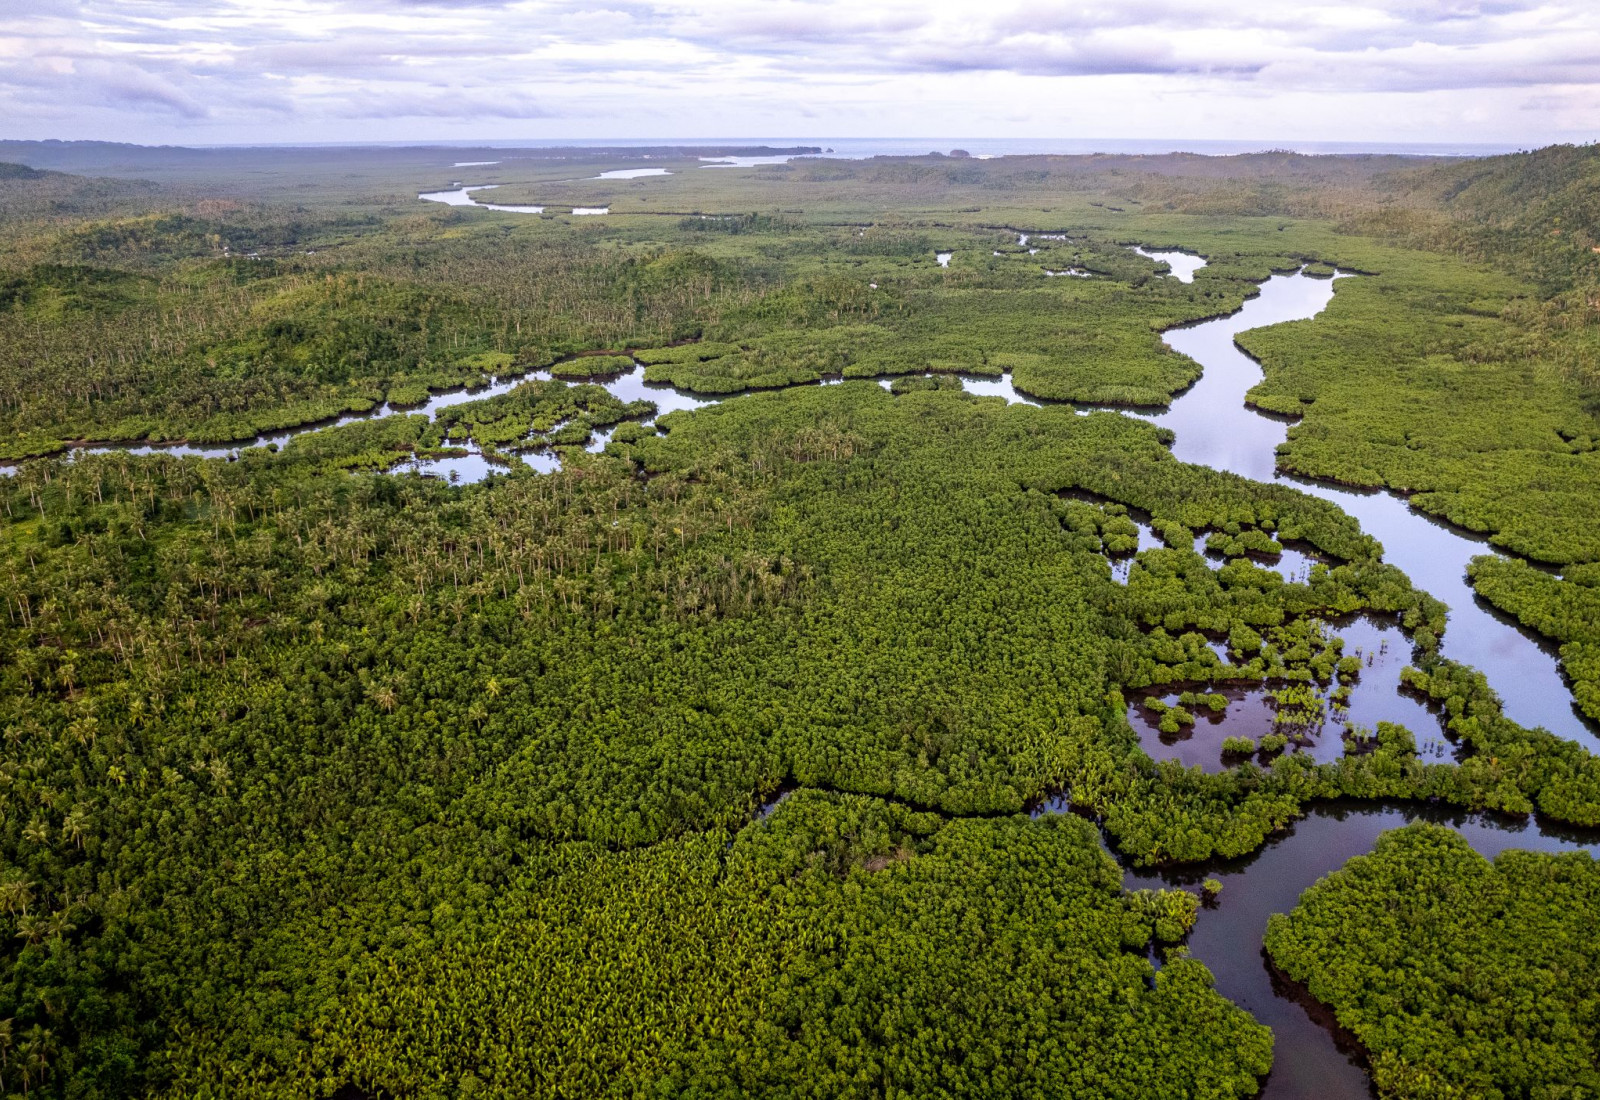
[1359,143,1600,291]
[0,162,166,254]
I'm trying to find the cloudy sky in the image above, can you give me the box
[2,0,1598,147]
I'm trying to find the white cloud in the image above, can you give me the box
[0,0,1596,142]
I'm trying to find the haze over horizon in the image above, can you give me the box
[4,0,1599,149]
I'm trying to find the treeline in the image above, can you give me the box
[3,370,1599,1094]
[1469,556,1600,722]
[1265,823,1600,1099]
[0,222,771,454]
[1368,142,1600,293]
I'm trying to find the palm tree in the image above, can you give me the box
[16,1025,51,1097]
[46,908,76,942]
[368,682,398,712]
[0,1017,13,1088]
[62,805,91,850]
[0,878,32,916]
[13,914,44,945]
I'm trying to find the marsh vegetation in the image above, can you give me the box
[0,140,1597,1098]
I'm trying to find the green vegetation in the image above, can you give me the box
[1266,823,1600,1099]
[156,795,1274,1099]
[1468,556,1600,722]
[1180,690,1229,713]
[1236,248,1600,566]
[4,377,1598,1095]
[0,141,1598,1097]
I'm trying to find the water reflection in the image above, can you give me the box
[398,453,504,483]
[1132,246,1206,282]
[699,154,797,168]
[1198,543,1323,584]
[1119,802,1600,1100]
[417,185,545,214]
[29,237,1598,747]
[1146,268,1595,748]
[957,372,1039,406]
[1129,614,1454,770]
[1109,517,1164,583]
[51,361,1046,487]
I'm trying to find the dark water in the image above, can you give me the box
[1129,614,1455,771]
[1122,803,1600,1100]
[1146,270,1596,752]
[1109,258,1600,1098]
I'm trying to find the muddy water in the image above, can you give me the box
[1122,803,1600,1100]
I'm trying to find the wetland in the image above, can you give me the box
[1,140,1598,1100]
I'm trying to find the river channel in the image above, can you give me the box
[19,241,1598,1095]
[1145,266,1596,750]
[1110,254,1600,1099]
[1123,801,1599,1100]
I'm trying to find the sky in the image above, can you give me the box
[2,0,1598,147]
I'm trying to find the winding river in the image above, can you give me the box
[1109,255,1600,1098]
[1148,267,1596,750]
[17,241,1599,1095]
[36,248,1596,752]
[1124,802,1600,1100]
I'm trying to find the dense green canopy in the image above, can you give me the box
[1266,823,1600,1100]
[0,143,1597,1097]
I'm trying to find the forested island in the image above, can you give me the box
[0,140,1597,1098]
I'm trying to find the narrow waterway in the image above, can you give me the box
[55,362,1036,480]
[30,250,1592,757]
[13,230,1597,1095]
[1107,252,1600,1100]
[1128,613,1458,770]
[416,184,545,214]
[1148,267,1596,750]
[1123,802,1600,1100]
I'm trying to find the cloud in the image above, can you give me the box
[83,61,211,117]
[0,55,210,118]
[326,88,553,118]
[891,32,1260,78]
[2,0,1598,142]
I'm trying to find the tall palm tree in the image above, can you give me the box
[0,1016,13,1091]
[16,1025,51,1097]
[0,878,32,916]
